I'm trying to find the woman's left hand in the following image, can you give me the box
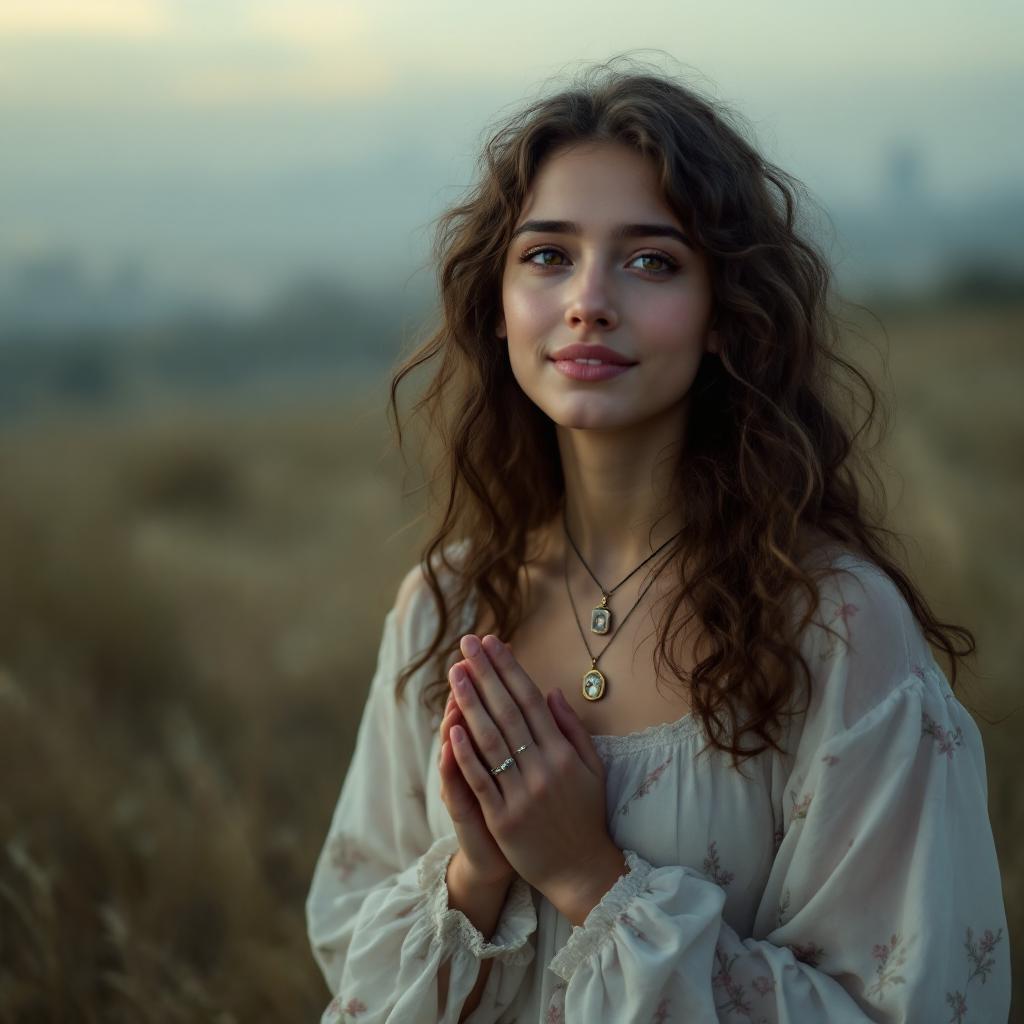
[447,633,629,927]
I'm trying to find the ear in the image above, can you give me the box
[705,328,721,355]
[495,316,507,340]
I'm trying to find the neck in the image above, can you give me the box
[558,402,686,584]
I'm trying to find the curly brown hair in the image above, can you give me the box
[390,61,973,762]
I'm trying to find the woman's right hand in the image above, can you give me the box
[439,688,516,891]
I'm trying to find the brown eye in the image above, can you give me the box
[529,249,569,266]
[630,254,669,272]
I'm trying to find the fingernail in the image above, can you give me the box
[461,635,481,657]
[482,634,504,654]
[553,688,572,713]
[451,725,466,744]
[450,665,468,693]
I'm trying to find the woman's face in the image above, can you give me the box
[499,143,717,433]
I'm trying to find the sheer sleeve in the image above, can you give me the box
[545,561,1009,1024]
[306,569,537,1024]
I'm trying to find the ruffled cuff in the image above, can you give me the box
[549,849,652,982]
[419,836,537,966]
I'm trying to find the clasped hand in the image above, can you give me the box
[437,633,628,927]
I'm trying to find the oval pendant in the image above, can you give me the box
[582,668,606,701]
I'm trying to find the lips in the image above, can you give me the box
[548,343,636,366]
[548,343,637,382]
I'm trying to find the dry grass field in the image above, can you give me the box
[0,300,1021,1022]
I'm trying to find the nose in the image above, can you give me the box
[564,262,618,332]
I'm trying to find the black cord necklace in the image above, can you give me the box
[562,506,680,636]
[562,510,680,701]
[564,550,657,701]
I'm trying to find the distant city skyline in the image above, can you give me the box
[1,0,1022,319]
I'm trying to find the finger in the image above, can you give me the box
[450,723,504,814]
[547,688,606,779]
[449,663,517,786]
[458,636,534,751]
[479,634,562,747]
[439,700,462,752]
[438,738,481,822]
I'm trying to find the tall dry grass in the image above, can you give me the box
[0,301,1021,1021]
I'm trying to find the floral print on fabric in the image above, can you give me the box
[618,913,647,941]
[545,981,567,1024]
[618,754,674,815]
[703,841,735,888]
[712,946,752,1017]
[789,777,812,822]
[866,933,907,999]
[946,927,1004,1023]
[328,835,366,881]
[789,941,827,969]
[922,712,965,759]
[775,888,791,928]
[324,996,366,1023]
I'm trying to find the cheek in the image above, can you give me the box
[502,279,560,342]
[635,289,713,362]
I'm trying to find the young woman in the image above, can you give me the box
[306,66,1009,1023]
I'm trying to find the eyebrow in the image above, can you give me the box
[511,219,692,247]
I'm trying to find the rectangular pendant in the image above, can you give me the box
[590,606,610,634]
[582,668,606,700]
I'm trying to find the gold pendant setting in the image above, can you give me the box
[582,667,606,701]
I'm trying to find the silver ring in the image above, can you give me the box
[513,740,534,754]
[490,757,516,775]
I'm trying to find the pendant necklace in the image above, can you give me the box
[562,511,680,701]
[564,549,656,701]
[562,507,680,636]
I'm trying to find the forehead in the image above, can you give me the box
[516,143,681,231]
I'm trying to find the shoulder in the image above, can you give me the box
[799,553,942,732]
[389,553,477,669]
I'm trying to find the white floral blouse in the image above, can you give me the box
[306,555,1009,1023]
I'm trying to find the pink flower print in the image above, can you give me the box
[922,712,965,759]
[618,913,647,941]
[329,835,367,881]
[618,754,674,815]
[752,976,774,996]
[546,981,567,1024]
[775,888,791,928]
[703,841,735,888]
[324,997,366,1022]
[911,665,926,681]
[789,784,812,823]
[821,754,840,766]
[652,997,671,1023]
[831,603,859,624]
[946,990,968,1024]
[789,941,826,969]
[964,926,1003,986]
[712,946,752,1017]
[866,933,907,999]
[773,824,784,851]
[818,601,859,660]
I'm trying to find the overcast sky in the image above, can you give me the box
[1,0,1022,302]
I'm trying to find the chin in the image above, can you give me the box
[542,397,648,432]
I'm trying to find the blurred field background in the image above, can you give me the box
[1,2,1023,1021]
